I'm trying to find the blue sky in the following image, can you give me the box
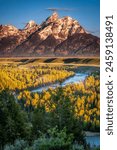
[0,0,100,36]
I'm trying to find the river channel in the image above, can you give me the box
[31,73,88,93]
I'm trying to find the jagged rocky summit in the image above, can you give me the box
[0,12,100,57]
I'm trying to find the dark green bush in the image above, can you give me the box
[32,126,73,150]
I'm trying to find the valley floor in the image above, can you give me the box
[0,57,100,66]
[0,58,100,150]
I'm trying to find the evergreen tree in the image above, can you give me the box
[0,90,30,148]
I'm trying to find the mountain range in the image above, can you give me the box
[0,12,100,57]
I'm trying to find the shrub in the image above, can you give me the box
[4,139,29,150]
[32,126,73,150]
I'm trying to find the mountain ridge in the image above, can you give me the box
[0,13,100,57]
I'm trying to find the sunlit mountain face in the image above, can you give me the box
[0,12,100,57]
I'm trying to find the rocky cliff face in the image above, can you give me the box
[0,13,99,57]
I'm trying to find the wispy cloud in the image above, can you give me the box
[46,8,76,12]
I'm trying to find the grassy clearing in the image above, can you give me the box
[0,57,100,66]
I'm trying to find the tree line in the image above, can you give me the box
[0,64,74,91]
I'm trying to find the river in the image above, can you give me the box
[85,135,100,147]
[31,71,100,147]
[31,73,88,93]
